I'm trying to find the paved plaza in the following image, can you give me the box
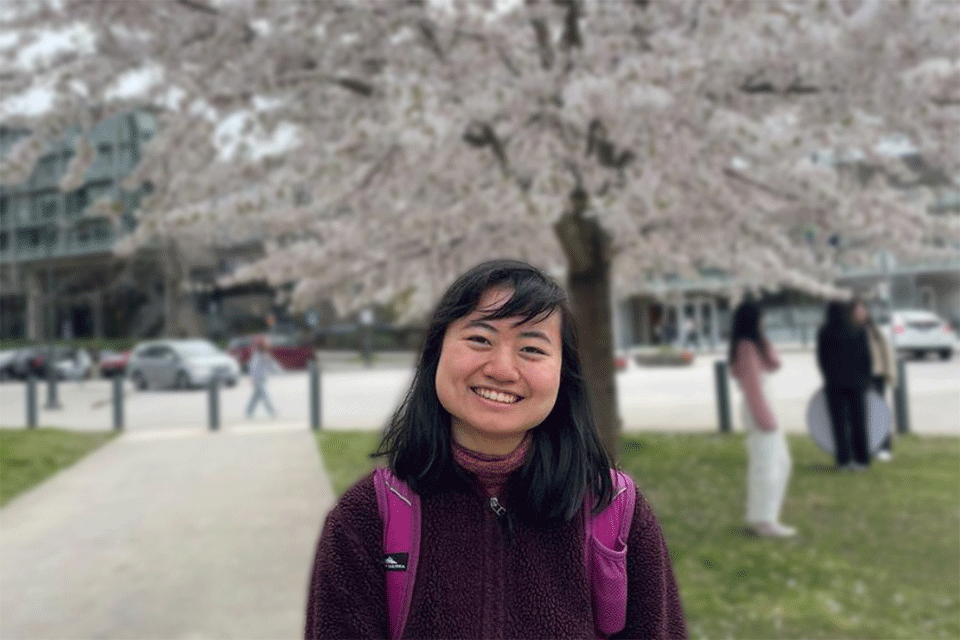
[0,349,957,639]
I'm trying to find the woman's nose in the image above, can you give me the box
[482,347,520,382]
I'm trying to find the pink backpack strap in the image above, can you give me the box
[586,469,637,638]
[373,468,421,640]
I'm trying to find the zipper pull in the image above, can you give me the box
[489,497,506,517]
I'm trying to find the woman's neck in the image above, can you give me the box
[452,432,531,498]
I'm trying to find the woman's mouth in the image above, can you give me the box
[472,387,522,404]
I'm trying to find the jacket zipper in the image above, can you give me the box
[482,494,506,638]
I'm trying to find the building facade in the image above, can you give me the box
[0,113,157,340]
[614,256,960,352]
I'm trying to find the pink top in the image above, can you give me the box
[731,339,781,431]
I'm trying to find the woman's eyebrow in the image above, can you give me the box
[465,320,497,332]
[465,320,552,344]
[521,330,552,344]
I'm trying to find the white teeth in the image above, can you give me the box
[474,388,520,404]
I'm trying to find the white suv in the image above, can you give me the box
[879,309,957,360]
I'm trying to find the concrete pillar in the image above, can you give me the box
[25,269,43,341]
[611,295,624,351]
[638,299,651,346]
[709,298,720,348]
[675,299,684,347]
[92,290,104,339]
[693,297,704,348]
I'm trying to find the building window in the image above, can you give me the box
[16,197,30,223]
[36,194,58,221]
[87,181,111,201]
[42,228,58,250]
[66,189,90,218]
[23,228,41,249]
[94,219,111,241]
[37,156,58,181]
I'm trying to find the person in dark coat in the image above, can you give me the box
[305,259,687,639]
[816,299,873,470]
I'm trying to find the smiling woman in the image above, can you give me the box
[304,259,687,639]
[435,285,563,455]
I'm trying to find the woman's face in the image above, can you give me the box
[435,286,563,455]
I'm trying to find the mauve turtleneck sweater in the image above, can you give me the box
[452,433,531,499]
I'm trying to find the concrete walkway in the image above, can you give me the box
[0,425,332,640]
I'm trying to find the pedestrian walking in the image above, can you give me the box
[246,337,280,418]
[305,259,687,639]
[728,299,795,538]
[816,299,873,470]
[682,317,699,350]
[864,303,898,461]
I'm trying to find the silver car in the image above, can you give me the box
[880,309,957,360]
[127,339,240,390]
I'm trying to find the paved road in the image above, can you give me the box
[1,351,956,435]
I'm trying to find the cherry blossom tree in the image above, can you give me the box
[2,0,957,452]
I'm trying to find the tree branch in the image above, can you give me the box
[355,145,401,193]
[531,17,553,69]
[174,0,219,16]
[723,167,800,201]
[463,121,511,178]
[275,71,377,96]
[418,18,445,60]
[492,40,521,76]
[559,0,582,50]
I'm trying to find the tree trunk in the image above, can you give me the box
[159,243,203,338]
[554,189,621,460]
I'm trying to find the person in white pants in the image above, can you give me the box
[729,300,795,538]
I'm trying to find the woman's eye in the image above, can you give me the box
[521,346,547,355]
[466,335,491,345]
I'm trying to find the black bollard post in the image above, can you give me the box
[208,377,220,431]
[44,359,61,410]
[310,359,322,431]
[714,360,733,433]
[893,359,911,435]
[26,375,37,429]
[112,376,124,431]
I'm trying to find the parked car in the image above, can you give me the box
[879,309,956,360]
[0,348,24,381]
[1,346,48,379]
[54,347,94,380]
[227,333,314,371]
[97,349,132,378]
[127,339,240,390]
[7,345,90,380]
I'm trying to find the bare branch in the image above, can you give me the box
[174,0,219,15]
[558,0,582,50]
[418,18,445,60]
[531,17,553,69]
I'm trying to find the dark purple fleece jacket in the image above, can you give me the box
[305,473,687,639]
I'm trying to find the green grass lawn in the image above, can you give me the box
[0,428,117,507]
[316,431,960,639]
